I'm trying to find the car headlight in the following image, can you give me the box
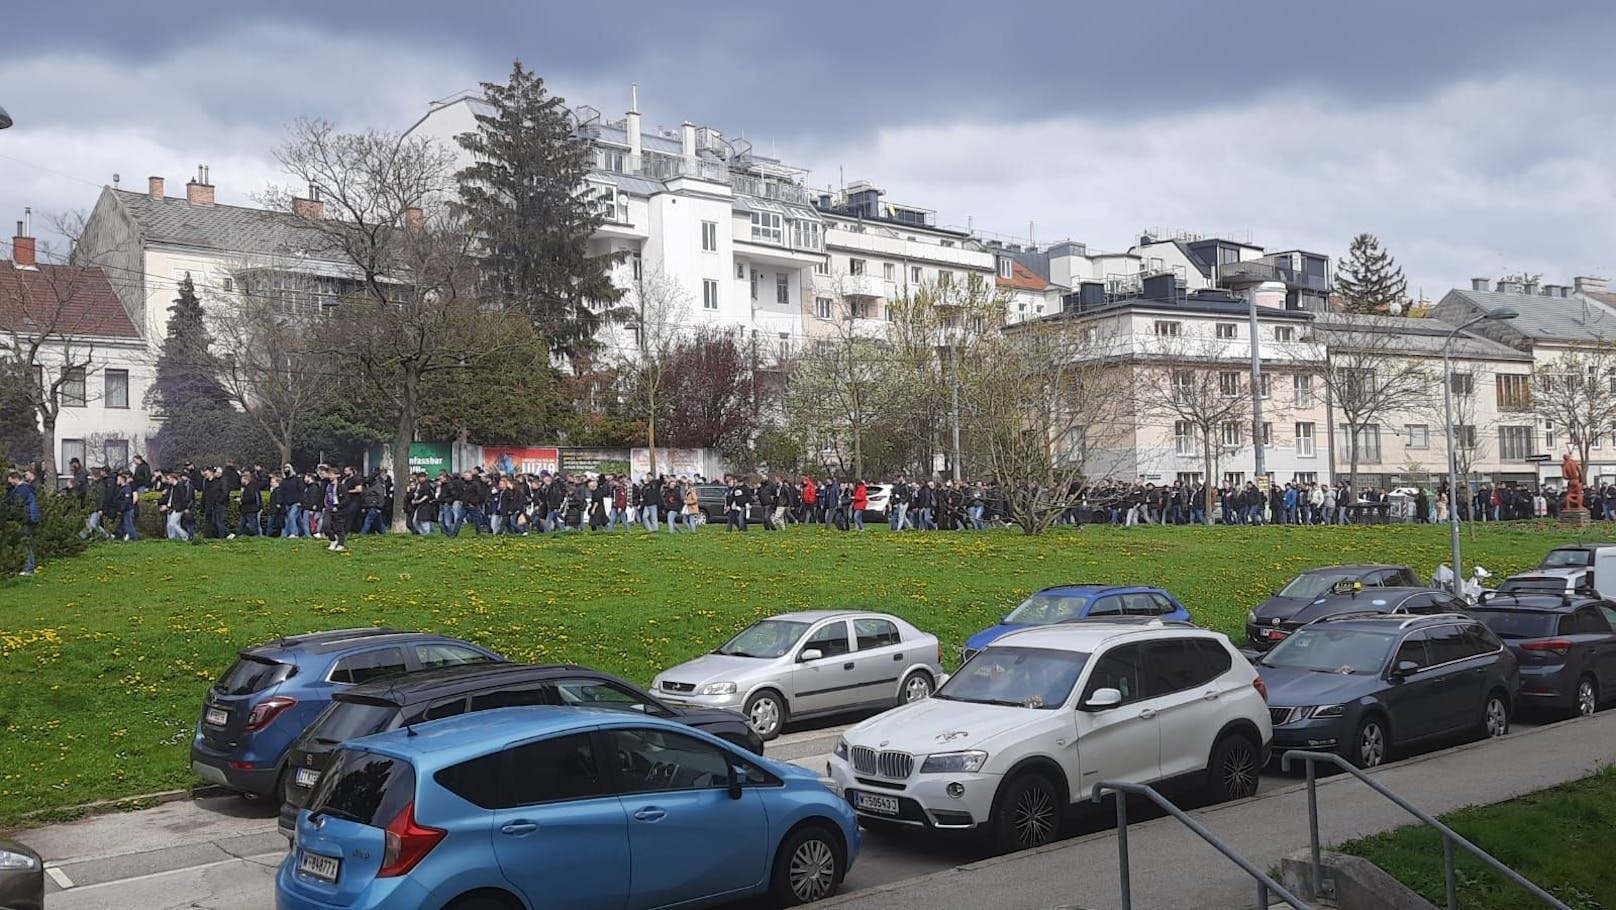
[0,848,39,870]
[1310,704,1346,719]
[833,737,849,760]
[920,750,988,773]
[1247,610,1257,625]
[699,682,737,696]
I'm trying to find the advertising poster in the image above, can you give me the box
[631,447,708,479]
[367,442,453,474]
[482,446,560,475]
[559,447,631,474]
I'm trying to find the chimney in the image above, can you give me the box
[626,84,642,169]
[1523,279,1539,296]
[11,219,35,267]
[185,165,214,206]
[403,206,425,232]
[1497,279,1522,294]
[1574,276,1609,295]
[1141,272,1178,302]
[1470,277,1489,292]
[148,176,165,201]
[292,195,324,220]
[681,121,696,160]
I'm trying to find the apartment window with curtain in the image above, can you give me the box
[1219,371,1242,398]
[61,367,87,408]
[883,262,896,281]
[1260,422,1273,447]
[815,297,832,320]
[910,265,922,283]
[702,280,718,310]
[776,273,789,304]
[750,211,782,243]
[61,438,85,472]
[104,439,129,469]
[103,369,129,409]
[1219,421,1242,448]
[1545,421,1556,450]
[1339,424,1382,464]
[1293,374,1313,408]
[1216,323,1238,339]
[1496,374,1531,411]
[849,258,866,276]
[1295,422,1315,457]
[996,257,1012,279]
[1405,424,1429,449]
[1454,424,1477,449]
[701,221,718,252]
[1498,425,1533,460]
[1171,371,1194,403]
[1274,326,1295,342]
[1154,320,1181,337]
[1174,421,1195,456]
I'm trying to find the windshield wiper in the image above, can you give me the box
[720,650,757,658]
[308,806,361,825]
[960,697,1028,708]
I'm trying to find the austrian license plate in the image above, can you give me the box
[852,791,901,815]
[295,768,320,789]
[204,708,229,727]
[297,850,340,883]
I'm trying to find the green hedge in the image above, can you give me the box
[0,487,89,575]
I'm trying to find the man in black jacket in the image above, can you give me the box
[757,476,779,530]
[725,478,752,532]
[279,467,304,538]
[201,467,229,539]
[112,471,137,541]
[160,471,192,540]
[232,469,262,538]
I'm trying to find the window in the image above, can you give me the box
[883,262,896,281]
[1562,607,1614,636]
[790,220,822,250]
[1260,421,1273,448]
[1545,421,1556,450]
[1394,631,1431,670]
[1293,374,1313,408]
[1274,326,1295,342]
[1450,372,1474,397]
[1176,472,1203,486]
[1496,374,1531,410]
[1405,424,1429,449]
[1339,424,1382,464]
[1174,421,1195,456]
[803,621,851,658]
[103,369,129,409]
[1144,639,1228,696]
[1082,644,1144,704]
[750,269,758,301]
[1293,472,1317,484]
[1425,624,1470,666]
[329,648,406,685]
[1341,367,1377,403]
[938,271,953,287]
[1295,422,1315,457]
[609,728,736,795]
[1454,425,1477,449]
[750,211,782,244]
[1088,596,1124,617]
[1171,370,1194,404]
[970,315,985,335]
[699,220,718,252]
[1498,425,1533,460]
[910,265,922,283]
[1153,320,1181,337]
[1216,323,1238,339]
[813,260,829,276]
[468,686,554,712]
[1256,373,1271,399]
[702,279,719,310]
[1219,371,1242,398]
[996,257,1012,279]
[632,254,643,281]
[552,677,667,716]
[849,258,866,276]
[1223,472,1245,486]
[61,439,85,472]
[436,733,605,809]
[415,644,492,670]
[421,698,468,722]
[815,297,832,320]
[849,299,870,320]
[775,273,789,305]
[103,439,128,469]
[735,261,746,280]
[598,148,626,172]
[1220,421,1243,448]
[61,367,87,407]
[854,618,901,651]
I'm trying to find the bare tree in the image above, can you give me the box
[1136,337,1257,524]
[1302,316,1434,488]
[785,289,893,478]
[609,266,689,477]
[1531,346,1616,471]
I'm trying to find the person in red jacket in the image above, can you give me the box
[852,480,869,531]
[802,476,818,524]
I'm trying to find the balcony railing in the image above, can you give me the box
[639,154,730,184]
[1217,261,1330,292]
[731,173,810,205]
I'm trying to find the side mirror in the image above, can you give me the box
[727,763,744,800]
[1388,660,1419,682]
[1082,688,1123,710]
[798,649,824,663]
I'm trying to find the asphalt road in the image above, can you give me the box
[14,710,1556,910]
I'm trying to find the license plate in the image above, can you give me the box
[852,791,901,815]
[295,768,320,789]
[191,760,229,786]
[1265,629,1289,641]
[297,850,340,883]
[205,708,229,727]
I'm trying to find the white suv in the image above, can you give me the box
[826,621,1271,852]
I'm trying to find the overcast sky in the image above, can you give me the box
[4,1,1614,294]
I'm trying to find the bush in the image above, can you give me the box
[0,484,88,574]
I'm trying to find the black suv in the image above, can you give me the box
[1247,564,1422,650]
[277,662,762,839]
[1470,593,1616,717]
[1247,586,1468,648]
[1257,613,1518,768]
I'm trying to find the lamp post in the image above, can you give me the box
[0,105,13,130]
[1248,294,1265,485]
[1442,306,1517,595]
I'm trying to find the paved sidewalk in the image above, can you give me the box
[820,711,1616,910]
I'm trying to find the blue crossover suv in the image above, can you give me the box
[279,707,860,909]
[960,585,1192,664]
[190,628,503,798]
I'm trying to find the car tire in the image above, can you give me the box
[899,670,934,704]
[1351,716,1389,769]
[770,823,844,906]
[1480,690,1510,739]
[447,895,519,910]
[1574,675,1598,718]
[1205,733,1260,803]
[990,771,1062,853]
[745,690,787,741]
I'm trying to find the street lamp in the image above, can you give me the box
[1442,306,1517,595]
[0,105,12,130]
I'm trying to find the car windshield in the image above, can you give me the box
[1004,593,1092,625]
[1497,578,1567,595]
[1540,549,1592,569]
[213,655,293,695]
[1260,628,1394,674]
[1470,610,1558,639]
[310,699,400,744]
[1277,572,1354,600]
[716,620,810,659]
[937,646,1088,709]
[308,749,416,829]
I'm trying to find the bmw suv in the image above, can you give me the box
[827,621,1270,853]
[190,628,503,797]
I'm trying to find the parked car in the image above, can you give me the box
[1506,543,1616,599]
[961,585,1192,665]
[652,611,946,741]
[827,621,1270,852]
[278,662,761,840]
[693,483,765,524]
[1247,564,1422,650]
[0,838,43,910]
[278,707,859,909]
[864,483,892,521]
[190,628,503,798]
[1257,613,1517,768]
[1469,593,1616,717]
[1242,586,1468,648]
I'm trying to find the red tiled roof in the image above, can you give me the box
[0,261,139,338]
[996,260,1051,291]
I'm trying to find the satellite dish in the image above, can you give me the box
[0,105,12,129]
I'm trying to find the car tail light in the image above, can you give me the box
[378,803,445,877]
[1253,676,1269,702]
[242,697,298,732]
[1522,638,1573,656]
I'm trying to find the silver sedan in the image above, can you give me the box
[652,610,947,741]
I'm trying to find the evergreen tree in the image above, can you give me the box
[455,60,624,360]
[1335,233,1408,315]
[149,273,229,413]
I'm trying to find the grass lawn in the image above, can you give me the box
[1340,766,1616,910]
[0,521,1593,826]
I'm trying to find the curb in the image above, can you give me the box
[3,783,231,834]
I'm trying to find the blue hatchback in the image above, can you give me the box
[960,585,1193,664]
[278,707,860,909]
[191,628,503,797]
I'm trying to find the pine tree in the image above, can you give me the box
[454,60,624,360]
[1335,233,1408,315]
[150,273,229,413]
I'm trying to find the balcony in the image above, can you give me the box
[841,273,887,299]
[730,173,810,205]
[1216,261,1330,292]
[639,154,730,185]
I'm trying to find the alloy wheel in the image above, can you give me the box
[903,673,933,702]
[1012,783,1057,848]
[1577,679,1597,717]
[1484,696,1509,737]
[749,696,782,737]
[788,837,837,902]
[1220,739,1259,798]
[1358,721,1385,767]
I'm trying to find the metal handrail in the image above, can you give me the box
[1279,750,1571,910]
[1091,781,1311,909]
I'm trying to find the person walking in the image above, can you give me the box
[851,479,868,531]
[725,478,750,532]
[233,469,262,539]
[161,471,192,540]
[6,470,41,575]
[682,481,701,531]
[110,471,137,541]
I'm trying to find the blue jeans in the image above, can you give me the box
[283,504,303,538]
[20,524,35,573]
[917,507,934,530]
[360,508,385,534]
[852,509,864,531]
[237,511,261,537]
[120,510,138,541]
[668,510,682,532]
[166,510,190,540]
[642,503,659,531]
[968,504,985,529]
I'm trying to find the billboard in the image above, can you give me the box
[559,447,631,474]
[367,442,453,474]
[482,446,560,475]
[631,447,708,480]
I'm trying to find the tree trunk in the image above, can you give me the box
[38,412,58,491]
[646,409,657,481]
[389,370,420,533]
[276,435,293,472]
[1202,430,1217,526]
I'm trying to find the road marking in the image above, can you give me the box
[45,865,75,889]
[45,853,284,895]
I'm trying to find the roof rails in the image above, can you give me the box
[268,627,402,648]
